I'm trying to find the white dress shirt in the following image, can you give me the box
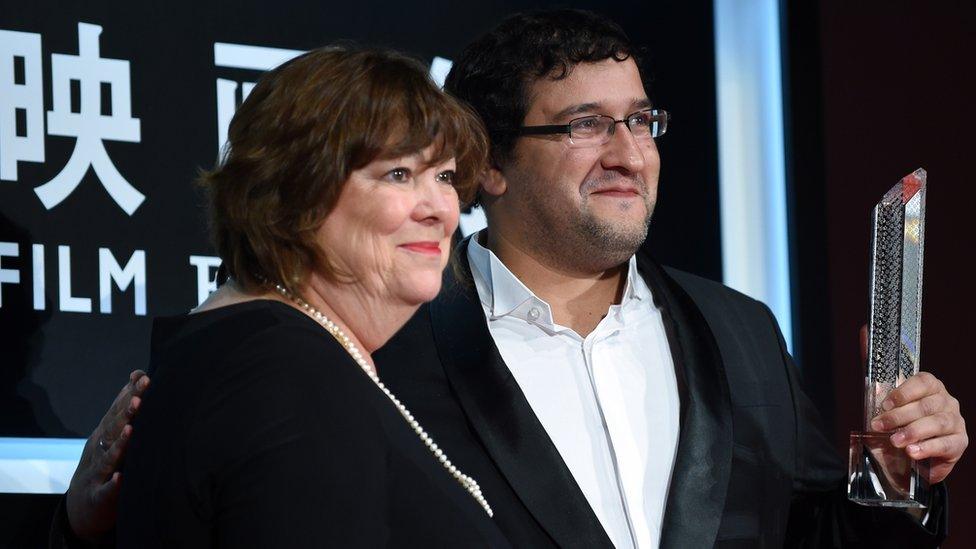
[467,235,681,549]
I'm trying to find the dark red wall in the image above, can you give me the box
[807,1,974,542]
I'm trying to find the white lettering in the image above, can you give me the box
[58,245,91,313]
[32,243,44,310]
[213,42,304,153]
[0,241,21,307]
[0,29,45,181]
[215,78,237,155]
[242,81,255,102]
[98,248,146,315]
[213,42,304,72]
[212,42,452,154]
[35,23,143,215]
[189,255,221,306]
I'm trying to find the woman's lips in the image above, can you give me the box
[399,241,442,256]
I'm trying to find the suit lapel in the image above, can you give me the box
[429,242,613,549]
[637,254,733,548]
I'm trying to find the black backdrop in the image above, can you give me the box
[0,0,720,444]
[1,3,719,543]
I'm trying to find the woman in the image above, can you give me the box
[114,45,506,546]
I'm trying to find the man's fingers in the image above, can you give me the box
[95,424,132,478]
[90,471,122,508]
[128,369,147,385]
[95,374,149,447]
[881,372,943,410]
[127,396,142,418]
[112,371,149,414]
[92,397,131,451]
[906,432,969,462]
[95,388,131,437]
[95,382,137,436]
[871,392,950,432]
[120,372,150,410]
[135,374,150,394]
[888,411,961,447]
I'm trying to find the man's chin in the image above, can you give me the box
[589,196,651,220]
[572,222,646,265]
[594,204,652,237]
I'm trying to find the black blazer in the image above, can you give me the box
[376,240,947,548]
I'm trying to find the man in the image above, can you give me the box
[57,9,966,547]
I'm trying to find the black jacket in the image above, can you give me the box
[376,241,947,548]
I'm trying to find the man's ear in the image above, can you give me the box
[480,165,507,198]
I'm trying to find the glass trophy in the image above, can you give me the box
[848,168,930,508]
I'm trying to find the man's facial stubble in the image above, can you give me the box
[502,154,656,274]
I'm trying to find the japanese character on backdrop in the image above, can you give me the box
[0,29,44,181]
[0,22,143,215]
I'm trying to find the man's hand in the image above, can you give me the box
[863,328,969,484]
[65,370,150,541]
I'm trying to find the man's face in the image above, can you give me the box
[494,57,660,271]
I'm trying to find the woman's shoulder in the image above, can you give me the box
[147,300,376,429]
[153,300,335,357]
[148,300,362,395]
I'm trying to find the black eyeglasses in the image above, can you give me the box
[517,108,669,148]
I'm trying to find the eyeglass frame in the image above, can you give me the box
[516,108,669,146]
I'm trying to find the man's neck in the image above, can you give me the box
[483,230,629,337]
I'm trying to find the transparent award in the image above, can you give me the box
[847,168,930,508]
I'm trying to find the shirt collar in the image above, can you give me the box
[467,232,546,322]
[466,231,647,328]
[620,254,646,303]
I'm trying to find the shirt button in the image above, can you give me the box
[528,307,541,321]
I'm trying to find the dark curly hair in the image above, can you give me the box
[445,9,642,165]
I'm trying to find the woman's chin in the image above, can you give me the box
[395,277,443,306]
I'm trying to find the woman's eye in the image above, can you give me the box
[385,167,411,182]
[436,170,456,184]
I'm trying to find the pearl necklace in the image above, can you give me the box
[272,284,494,518]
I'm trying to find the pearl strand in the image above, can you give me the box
[272,284,494,518]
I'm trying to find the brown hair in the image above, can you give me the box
[200,45,488,295]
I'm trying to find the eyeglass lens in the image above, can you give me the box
[568,110,667,147]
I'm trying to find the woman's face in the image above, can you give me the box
[316,144,460,307]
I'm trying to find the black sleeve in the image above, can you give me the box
[119,323,394,548]
[48,496,114,549]
[759,305,948,547]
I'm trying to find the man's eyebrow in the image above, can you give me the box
[552,102,602,122]
[550,98,654,122]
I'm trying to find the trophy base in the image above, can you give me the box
[848,431,930,508]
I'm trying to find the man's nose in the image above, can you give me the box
[601,122,647,173]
